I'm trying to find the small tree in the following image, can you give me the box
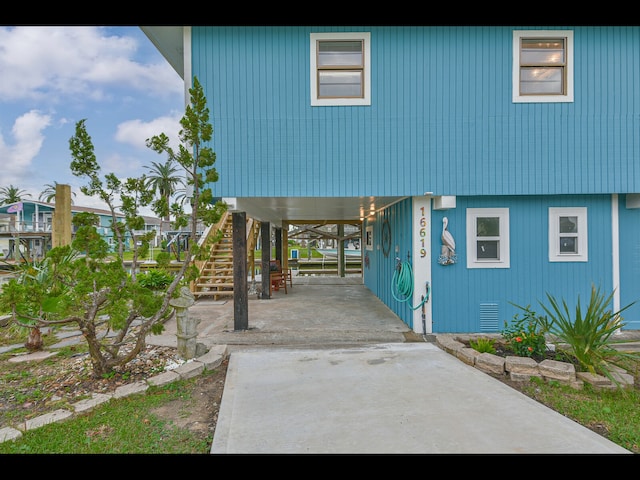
[0,76,226,377]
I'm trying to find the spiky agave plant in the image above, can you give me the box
[540,284,640,385]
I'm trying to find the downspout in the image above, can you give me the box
[612,194,620,327]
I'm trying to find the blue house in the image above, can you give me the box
[0,200,163,260]
[143,26,640,333]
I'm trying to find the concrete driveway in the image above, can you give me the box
[173,276,631,454]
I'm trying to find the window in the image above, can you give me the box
[466,208,510,268]
[310,32,371,106]
[512,30,573,103]
[548,207,588,262]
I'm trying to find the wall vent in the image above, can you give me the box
[479,303,499,332]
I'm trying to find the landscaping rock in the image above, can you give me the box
[539,359,576,382]
[475,352,505,375]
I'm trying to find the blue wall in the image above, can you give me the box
[618,195,640,329]
[192,26,640,200]
[429,195,614,333]
[364,198,416,327]
[190,26,640,333]
[365,195,629,333]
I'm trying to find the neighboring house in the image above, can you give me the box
[0,214,12,259]
[143,25,640,333]
[0,201,163,260]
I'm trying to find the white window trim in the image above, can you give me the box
[548,207,588,262]
[512,30,574,103]
[466,208,510,269]
[310,32,371,107]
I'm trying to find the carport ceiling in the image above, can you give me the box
[224,196,405,226]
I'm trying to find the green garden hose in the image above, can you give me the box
[391,258,429,310]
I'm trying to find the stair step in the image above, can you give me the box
[193,214,261,296]
[193,290,235,297]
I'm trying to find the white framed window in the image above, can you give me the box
[512,30,574,103]
[548,207,588,262]
[310,32,371,106]
[466,208,510,269]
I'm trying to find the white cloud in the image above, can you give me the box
[0,26,182,104]
[115,113,183,151]
[0,26,184,220]
[0,110,51,181]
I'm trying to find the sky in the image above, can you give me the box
[0,26,185,216]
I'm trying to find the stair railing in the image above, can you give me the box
[189,211,260,294]
[190,210,231,293]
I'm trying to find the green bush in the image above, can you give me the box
[469,337,496,354]
[137,269,174,291]
[502,304,549,358]
[155,251,171,268]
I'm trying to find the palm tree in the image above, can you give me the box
[173,186,192,207]
[0,185,31,205]
[39,182,76,204]
[144,160,184,221]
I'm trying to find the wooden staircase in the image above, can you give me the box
[191,212,260,300]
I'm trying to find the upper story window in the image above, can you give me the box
[548,207,588,262]
[466,208,510,269]
[512,30,574,103]
[310,32,371,106]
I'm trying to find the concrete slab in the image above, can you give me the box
[8,350,58,363]
[211,343,630,454]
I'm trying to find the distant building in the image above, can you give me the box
[0,200,163,261]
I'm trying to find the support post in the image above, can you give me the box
[52,183,72,248]
[338,223,345,277]
[233,211,248,330]
[261,222,271,299]
[275,226,282,265]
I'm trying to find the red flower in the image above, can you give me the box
[515,336,522,343]
[527,346,533,352]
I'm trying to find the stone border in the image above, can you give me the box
[435,334,635,391]
[0,345,228,445]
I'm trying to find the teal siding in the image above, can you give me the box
[189,26,640,333]
[363,198,416,327]
[192,26,640,199]
[363,195,618,333]
[618,196,640,329]
[428,195,613,333]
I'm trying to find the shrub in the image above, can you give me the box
[501,304,549,358]
[540,284,640,384]
[137,269,174,291]
[469,337,496,354]
[155,251,171,268]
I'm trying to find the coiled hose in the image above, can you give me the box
[391,258,429,311]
